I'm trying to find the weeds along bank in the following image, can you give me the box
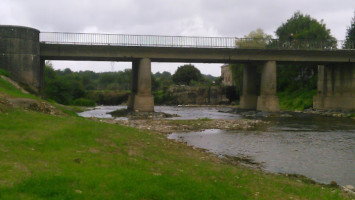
[0,76,352,199]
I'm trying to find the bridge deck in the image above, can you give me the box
[40,43,355,63]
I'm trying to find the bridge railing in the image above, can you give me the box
[40,32,354,50]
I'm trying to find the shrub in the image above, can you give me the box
[153,90,177,105]
[71,98,96,107]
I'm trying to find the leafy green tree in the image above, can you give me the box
[153,71,173,91]
[151,73,160,91]
[276,11,336,41]
[236,28,273,49]
[160,71,172,79]
[275,11,336,92]
[172,64,203,85]
[44,66,72,104]
[344,11,355,49]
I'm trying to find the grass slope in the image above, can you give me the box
[0,77,39,99]
[0,110,349,200]
[0,76,351,199]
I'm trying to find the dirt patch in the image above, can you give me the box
[7,98,60,115]
[0,98,12,112]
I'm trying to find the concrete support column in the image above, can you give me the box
[313,65,326,109]
[128,58,154,112]
[39,59,45,93]
[127,60,138,110]
[257,61,280,112]
[240,64,258,109]
[313,63,355,111]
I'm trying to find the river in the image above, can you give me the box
[78,106,355,186]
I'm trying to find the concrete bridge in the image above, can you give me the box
[1,25,354,111]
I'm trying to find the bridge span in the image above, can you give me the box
[1,25,354,111]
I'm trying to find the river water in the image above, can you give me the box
[78,106,355,186]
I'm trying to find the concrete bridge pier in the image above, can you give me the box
[313,64,355,111]
[257,61,280,112]
[240,64,258,109]
[128,58,154,112]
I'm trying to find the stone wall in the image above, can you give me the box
[168,85,228,105]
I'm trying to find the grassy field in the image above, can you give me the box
[0,76,351,199]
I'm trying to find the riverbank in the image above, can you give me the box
[1,109,353,199]
[0,77,353,199]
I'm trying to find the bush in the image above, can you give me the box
[153,90,177,105]
[71,98,96,107]
[88,91,130,105]
[278,89,317,111]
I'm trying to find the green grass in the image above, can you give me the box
[0,110,350,200]
[0,76,351,199]
[0,77,39,100]
[278,89,317,111]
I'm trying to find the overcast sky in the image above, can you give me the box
[1,0,354,76]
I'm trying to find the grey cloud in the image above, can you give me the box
[2,0,354,39]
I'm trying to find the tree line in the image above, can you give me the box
[43,63,220,106]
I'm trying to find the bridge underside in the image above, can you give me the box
[39,44,355,112]
[17,44,355,112]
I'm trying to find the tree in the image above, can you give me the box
[344,11,355,49]
[276,11,335,41]
[153,71,173,91]
[276,11,336,49]
[172,64,202,85]
[235,28,273,49]
[275,12,336,92]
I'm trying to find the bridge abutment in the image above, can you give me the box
[0,25,41,92]
[256,61,280,112]
[240,64,258,109]
[128,58,154,112]
[313,64,355,111]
